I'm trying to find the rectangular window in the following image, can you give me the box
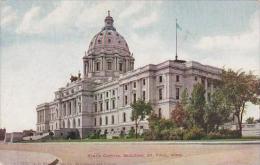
[100,102,103,111]
[123,113,126,122]
[100,94,102,99]
[176,88,180,100]
[107,62,112,70]
[176,75,180,82]
[125,96,128,105]
[106,101,109,111]
[142,91,145,101]
[112,100,115,109]
[105,116,108,125]
[112,90,115,95]
[158,108,162,118]
[159,76,162,83]
[99,117,102,126]
[133,82,136,88]
[159,88,163,100]
[133,93,136,103]
[96,62,100,71]
[195,76,198,81]
[125,85,128,90]
[143,79,146,85]
[112,115,114,124]
[94,103,97,112]
[106,92,109,97]
[119,63,123,71]
[94,118,96,126]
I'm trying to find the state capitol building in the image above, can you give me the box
[36,12,221,138]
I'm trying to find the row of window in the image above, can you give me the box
[94,87,180,112]
[95,90,116,100]
[94,113,128,126]
[94,99,116,112]
[95,62,124,71]
[62,100,81,116]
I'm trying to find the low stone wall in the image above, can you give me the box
[54,128,79,138]
[4,132,23,143]
[4,133,11,143]
[242,123,260,137]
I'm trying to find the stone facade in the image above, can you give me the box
[36,12,222,138]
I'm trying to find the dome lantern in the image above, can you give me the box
[103,10,116,31]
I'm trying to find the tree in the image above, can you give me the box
[246,117,255,124]
[171,102,188,127]
[205,89,232,132]
[131,99,153,138]
[187,83,206,130]
[181,88,189,106]
[220,69,260,136]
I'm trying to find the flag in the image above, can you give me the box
[176,23,182,31]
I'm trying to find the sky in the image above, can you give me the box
[0,0,259,132]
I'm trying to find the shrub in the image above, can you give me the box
[206,132,223,139]
[66,131,79,139]
[160,129,171,140]
[169,128,186,140]
[128,127,135,138]
[112,136,119,139]
[219,129,240,138]
[183,127,205,140]
[143,130,155,140]
[120,130,125,138]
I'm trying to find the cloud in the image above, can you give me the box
[16,6,42,34]
[118,1,146,19]
[16,1,122,35]
[193,11,259,73]
[0,5,18,28]
[132,11,159,29]
[195,11,259,51]
[14,1,162,35]
[16,1,83,34]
